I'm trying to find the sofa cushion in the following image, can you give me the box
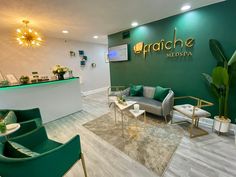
[126,96,162,115]
[4,111,17,125]
[154,86,170,102]
[174,104,211,117]
[130,85,143,96]
[143,86,155,98]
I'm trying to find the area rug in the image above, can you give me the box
[83,112,184,176]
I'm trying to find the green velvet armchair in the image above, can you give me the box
[0,108,42,138]
[0,127,87,177]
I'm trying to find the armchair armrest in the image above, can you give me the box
[0,135,82,177]
[10,127,48,149]
[162,90,174,116]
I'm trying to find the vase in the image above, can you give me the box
[57,74,64,80]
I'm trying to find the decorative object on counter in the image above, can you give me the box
[1,80,9,86]
[5,74,18,85]
[52,64,69,80]
[68,70,73,78]
[91,63,96,68]
[50,75,57,81]
[40,76,49,81]
[0,72,9,86]
[16,20,43,47]
[19,76,30,84]
[203,39,236,134]
[0,72,5,82]
[31,72,39,83]
[70,51,76,57]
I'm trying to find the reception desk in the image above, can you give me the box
[0,77,82,123]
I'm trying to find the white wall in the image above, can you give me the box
[0,33,110,92]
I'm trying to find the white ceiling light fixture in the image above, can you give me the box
[181,4,191,11]
[131,22,138,27]
[62,30,69,34]
[93,35,98,39]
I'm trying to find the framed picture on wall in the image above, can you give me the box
[5,74,19,85]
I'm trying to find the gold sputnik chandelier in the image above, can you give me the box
[16,20,42,47]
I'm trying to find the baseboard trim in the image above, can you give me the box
[82,86,108,96]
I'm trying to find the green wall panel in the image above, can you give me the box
[108,0,236,122]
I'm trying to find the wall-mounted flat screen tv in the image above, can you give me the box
[108,44,128,62]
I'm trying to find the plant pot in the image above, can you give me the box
[57,74,64,80]
[214,116,231,133]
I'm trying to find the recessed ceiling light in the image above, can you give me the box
[181,5,191,11]
[131,22,138,27]
[62,30,69,34]
[93,35,98,39]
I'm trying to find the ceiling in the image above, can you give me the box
[0,0,224,44]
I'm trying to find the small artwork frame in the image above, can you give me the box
[5,74,18,85]
[79,50,84,56]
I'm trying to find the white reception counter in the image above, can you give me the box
[0,77,82,123]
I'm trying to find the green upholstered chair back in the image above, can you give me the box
[0,127,83,177]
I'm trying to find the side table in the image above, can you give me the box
[129,109,146,127]
[0,123,21,141]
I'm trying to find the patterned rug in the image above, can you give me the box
[83,112,184,176]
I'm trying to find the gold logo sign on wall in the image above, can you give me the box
[133,28,194,58]
[16,20,43,47]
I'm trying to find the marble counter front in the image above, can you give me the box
[0,77,82,123]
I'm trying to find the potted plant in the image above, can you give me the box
[52,65,69,80]
[203,39,236,133]
[20,75,30,84]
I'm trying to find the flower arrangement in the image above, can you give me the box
[52,65,69,75]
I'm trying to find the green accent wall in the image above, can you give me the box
[108,0,236,122]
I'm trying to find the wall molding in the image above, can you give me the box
[81,86,109,96]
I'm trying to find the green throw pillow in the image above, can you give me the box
[8,141,40,157]
[153,86,170,101]
[130,85,143,96]
[4,111,17,125]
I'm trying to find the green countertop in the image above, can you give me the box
[0,77,79,90]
